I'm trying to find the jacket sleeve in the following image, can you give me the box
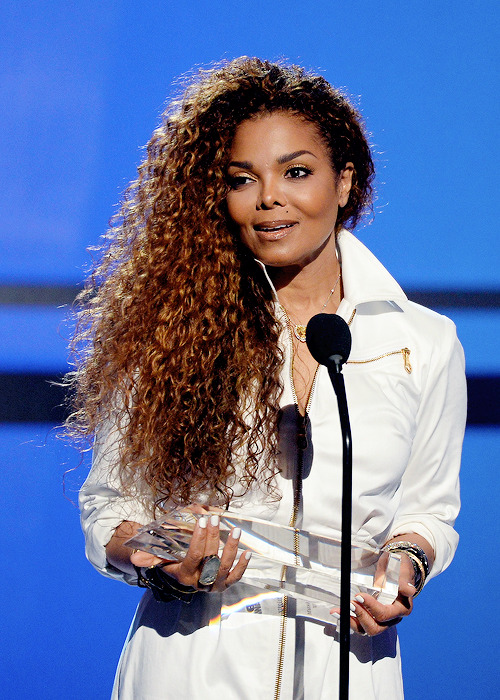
[390,316,467,581]
[79,418,153,585]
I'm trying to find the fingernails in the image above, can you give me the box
[210,515,219,527]
[407,582,416,588]
[350,610,357,618]
[355,595,365,604]
[232,527,241,539]
[350,602,356,613]
[244,551,252,561]
[199,517,207,529]
[330,612,340,620]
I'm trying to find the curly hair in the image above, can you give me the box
[66,57,375,513]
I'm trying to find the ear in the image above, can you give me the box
[338,162,354,208]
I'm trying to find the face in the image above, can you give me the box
[226,112,352,270]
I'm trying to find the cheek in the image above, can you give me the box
[302,191,339,223]
[226,194,249,227]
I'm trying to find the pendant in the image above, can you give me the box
[293,325,307,342]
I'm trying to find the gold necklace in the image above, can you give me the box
[280,272,341,343]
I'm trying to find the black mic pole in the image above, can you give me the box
[328,359,352,700]
[306,314,352,700]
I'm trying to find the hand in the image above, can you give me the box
[130,513,251,592]
[330,552,416,636]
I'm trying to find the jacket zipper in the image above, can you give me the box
[274,306,355,698]
[274,313,319,700]
[273,308,410,695]
[347,347,412,374]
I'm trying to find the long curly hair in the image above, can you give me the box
[66,57,374,513]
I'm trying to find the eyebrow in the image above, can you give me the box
[228,150,318,170]
[277,150,317,164]
[228,160,253,169]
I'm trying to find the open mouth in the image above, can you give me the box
[254,223,294,232]
[254,220,296,231]
[253,221,297,238]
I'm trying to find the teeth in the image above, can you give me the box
[259,223,292,231]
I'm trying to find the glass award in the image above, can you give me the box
[125,509,400,624]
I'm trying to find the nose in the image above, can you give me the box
[257,177,286,210]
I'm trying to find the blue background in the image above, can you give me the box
[1,2,498,698]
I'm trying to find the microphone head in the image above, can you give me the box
[306,313,352,367]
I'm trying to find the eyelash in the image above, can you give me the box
[285,165,313,179]
[228,175,253,189]
[228,165,313,190]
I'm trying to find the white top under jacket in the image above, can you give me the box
[80,229,467,700]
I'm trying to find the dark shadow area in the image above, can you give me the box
[0,373,498,425]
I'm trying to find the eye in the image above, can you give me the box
[227,174,254,189]
[285,165,313,179]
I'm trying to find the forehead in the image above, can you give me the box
[229,112,328,158]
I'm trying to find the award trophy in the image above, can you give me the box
[126,509,401,625]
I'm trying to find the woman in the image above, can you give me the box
[72,58,466,699]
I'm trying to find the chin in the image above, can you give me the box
[259,256,306,269]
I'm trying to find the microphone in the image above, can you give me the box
[305,313,352,370]
[306,312,353,700]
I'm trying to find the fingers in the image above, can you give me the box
[352,593,393,622]
[213,527,252,590]
[129,513,217,575]
[181,514,225,578]
[330,608,364,635]
[350,593,410,636]
[330,591,412,637]
[175,515,212,578]
[150,515,251,593]
[204,515,223,556]
[225,550,252,586]
[399,579,417,599]
[130,549,173,569]
[149,516,211,587]
[216,527,242,580]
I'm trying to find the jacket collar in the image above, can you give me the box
[255,229,407,314]
[336,229,407,308]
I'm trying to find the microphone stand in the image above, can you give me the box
[327,356,352,700]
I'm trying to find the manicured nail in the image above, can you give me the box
[232,527,241,539]
[244,551,252,560]
[210,515,219,527]
[199,517,207,529]
[331,612,340,620]
[349,610,357,618]
[355,595,365,604]
[407,582,416,588]
[350,602,356,613]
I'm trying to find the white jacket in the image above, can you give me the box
[80,229,467,699]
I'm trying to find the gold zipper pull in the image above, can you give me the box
[402,348,412,374]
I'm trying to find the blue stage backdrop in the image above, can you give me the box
[1,2,498,698]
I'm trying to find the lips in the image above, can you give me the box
[252,220,297,240]
[253,220,297,232]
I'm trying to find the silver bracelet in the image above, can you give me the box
[382,541,430,577]
[382,541,430,596]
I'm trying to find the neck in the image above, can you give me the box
[268,248,341,314]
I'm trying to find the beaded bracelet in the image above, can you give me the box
[133,565,198,603]
[382,541,430,596]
